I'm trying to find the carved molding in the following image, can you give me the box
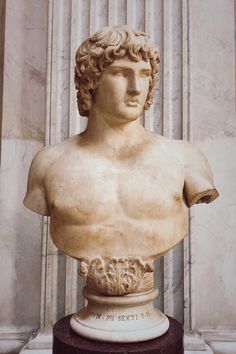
[79,257,154,295]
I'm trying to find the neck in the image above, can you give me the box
[84,106,146,150]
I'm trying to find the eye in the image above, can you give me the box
[140,71,150,78]
[112,71,126,77]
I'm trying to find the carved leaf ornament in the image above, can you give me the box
[79,257,154,295]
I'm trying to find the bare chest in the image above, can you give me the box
[45,152,185,223]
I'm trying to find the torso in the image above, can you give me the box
[44,132,189,259]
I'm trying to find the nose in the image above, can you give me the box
[127,74,141,95]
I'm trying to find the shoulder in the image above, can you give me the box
[171,140,219,207]
[33,135,79,166]
[152,135,219,207]
[156,135,187,157]
[29,134,80,176]
[154,135,209,167]
[24,135,80,216]
[151,134,191,164]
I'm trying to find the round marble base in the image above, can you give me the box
[70,286,169,343]
[54,315,183,353]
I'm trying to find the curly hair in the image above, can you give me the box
[74,25,160,117]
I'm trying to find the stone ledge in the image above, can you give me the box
[184,333,213,353]
[18,331,236,354]
[19,332,52,353]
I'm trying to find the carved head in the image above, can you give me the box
[74,25,160,117]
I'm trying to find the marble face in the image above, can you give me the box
[94,57,151,124]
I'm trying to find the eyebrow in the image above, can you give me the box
[108,66,151,72]
[108,66,129,70]
[140,69,151,73]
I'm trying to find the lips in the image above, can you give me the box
[126,101,139,107]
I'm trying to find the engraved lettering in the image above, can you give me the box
[106,315,115,321]
[91,312,150,321]
[90,312,102,319]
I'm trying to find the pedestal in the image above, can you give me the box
[53,315,183,354]
[70,286,169,343]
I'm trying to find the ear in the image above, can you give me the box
[77,89,92,117]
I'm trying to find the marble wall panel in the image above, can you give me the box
[2,0,47,141]
[0,0,47,351]
[193,138,236,329]
[189,0,236,141]
[0,139,43,328]
[188,0,236,330]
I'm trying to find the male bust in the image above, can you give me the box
[24,26,219,260]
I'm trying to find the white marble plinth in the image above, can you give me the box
[70,286,169,343]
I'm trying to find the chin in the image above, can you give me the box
[119,108,142,122]
[120,115,140,123]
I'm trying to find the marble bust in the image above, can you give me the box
[24,26,219,342]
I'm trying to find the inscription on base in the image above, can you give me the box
[90,311,151,321]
